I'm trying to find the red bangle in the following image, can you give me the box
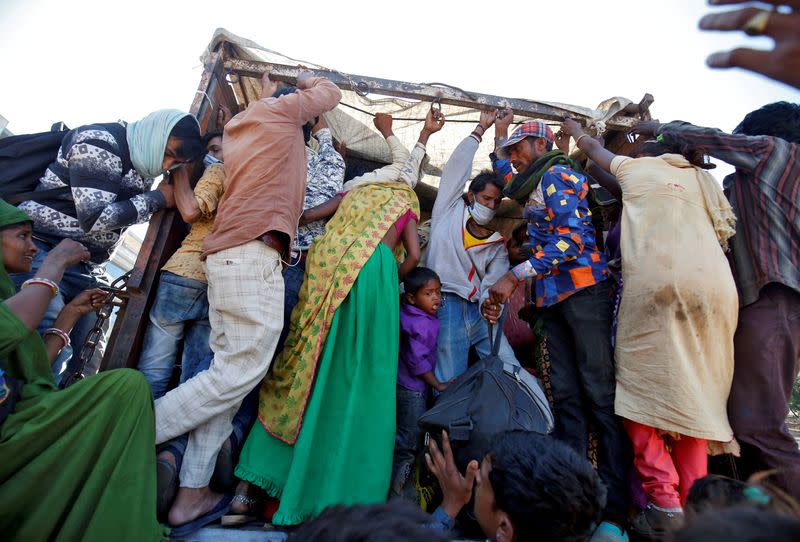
[43,328,70,349]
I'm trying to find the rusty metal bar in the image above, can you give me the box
[223,58,643,129]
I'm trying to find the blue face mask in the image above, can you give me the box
[203,154,222,167]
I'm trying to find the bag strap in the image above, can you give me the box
[486,304,509,356]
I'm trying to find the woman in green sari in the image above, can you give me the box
[234,179,422,525]
[0,200,167,541]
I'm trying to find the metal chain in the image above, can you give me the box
[59,271,131,389]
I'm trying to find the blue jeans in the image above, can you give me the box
[10,238,109,384]
[391,387,428,496]
[434,292,520,383]
[277,258,307,354]
[542,279,631,521]
[137,272,212,399]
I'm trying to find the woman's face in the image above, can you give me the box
[1,222,37,273]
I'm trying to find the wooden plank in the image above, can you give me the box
[101,51,233,370]
[223,58,643,130]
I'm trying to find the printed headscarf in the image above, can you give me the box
[126,109,197,179]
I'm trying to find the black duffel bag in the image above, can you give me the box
[0,122,70,204]
[418,308,554,470]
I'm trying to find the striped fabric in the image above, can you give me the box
[659,122,800,307]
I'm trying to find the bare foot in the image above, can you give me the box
[168,486,224,526]
[230,480,255,515]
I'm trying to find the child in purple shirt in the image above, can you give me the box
[391,267,448,500]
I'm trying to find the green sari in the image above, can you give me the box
[236,183,417,525]
[0,201,167,541]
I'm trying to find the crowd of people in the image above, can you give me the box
[1,2,799,541]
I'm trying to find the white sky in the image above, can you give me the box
[2,0,799,185]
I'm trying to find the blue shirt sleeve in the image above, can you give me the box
[429,506,456,531]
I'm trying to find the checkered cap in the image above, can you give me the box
[497,120,554,159]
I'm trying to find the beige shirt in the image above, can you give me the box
[203,77,342,257]
[610,154,738,451]
[162,163,225,282]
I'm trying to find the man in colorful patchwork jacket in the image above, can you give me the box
[484,115,630,539]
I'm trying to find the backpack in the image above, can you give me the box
[418,309,554,470]
[0,122,70,205]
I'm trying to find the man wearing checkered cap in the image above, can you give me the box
[484,112,631,540]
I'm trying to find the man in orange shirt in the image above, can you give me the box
[153,70,341,534]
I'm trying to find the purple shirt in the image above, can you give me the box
[397,302,440,394]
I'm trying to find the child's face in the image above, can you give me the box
[410,279,442,316]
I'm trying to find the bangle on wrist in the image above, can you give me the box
[575,133,590,147]
[21,277,59,299]
[474,124,486,135]
[43,328,70,350]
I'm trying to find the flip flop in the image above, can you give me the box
[169,493,234,539]
[156,459,178,521]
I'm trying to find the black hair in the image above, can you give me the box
[734,101,800,144]
[0,221,32,233]
[538,136,554,153]
[403,266,440,295]
[637,140,715,169]
[202,130,223,147]
[287,501,450,542]
[273,86,317,142]
[168,115,205,161]
[669,507,800,542]
[468,171,505,195]
[685,475,752,519]
[487,431,606,542]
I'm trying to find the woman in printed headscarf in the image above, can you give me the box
[0,200,167,541]
[12,110,203,385]
[560,119,739,540]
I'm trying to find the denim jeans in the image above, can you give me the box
[434,292,519,383]
[277,258,306,355]
[542,279,631,521]
[10,238,110,384]
[390,387,428,496]
[137,271,212,399]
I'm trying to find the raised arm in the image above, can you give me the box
[635,120,766,172]
[560,119,618,173]
[433,110,496,217]
[342,114,412,191]
[398,109,446,188]
[271,72,342,126]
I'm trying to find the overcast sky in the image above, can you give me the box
[2,0,799,182]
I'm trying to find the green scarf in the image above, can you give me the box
[125,109,196,179]
[503,150,583,204]
[0,201,34,300]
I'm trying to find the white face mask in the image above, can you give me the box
[468,199,496,225]
[203,153,222,167]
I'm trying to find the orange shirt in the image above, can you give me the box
[203,77,341,257]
